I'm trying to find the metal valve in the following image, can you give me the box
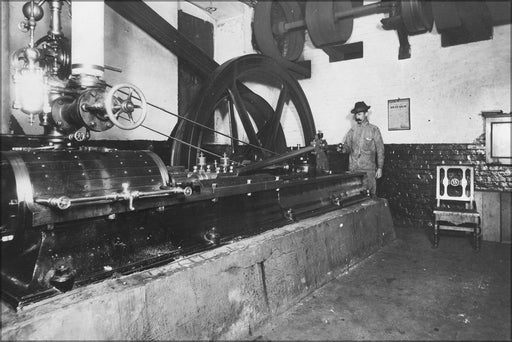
[121,183,139,211]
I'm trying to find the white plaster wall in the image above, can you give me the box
[93,1,178,140]
[212,2,511,145]
[214,4,253,64]
[301,12,511,144]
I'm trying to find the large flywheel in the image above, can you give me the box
[170,54,316,169]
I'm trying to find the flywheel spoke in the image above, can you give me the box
[259,85,288,149]
[228,82,261,147]
[228,99,239,154]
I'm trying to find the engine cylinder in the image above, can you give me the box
[1,148,169,243]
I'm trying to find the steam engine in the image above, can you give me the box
[1,0,369,309]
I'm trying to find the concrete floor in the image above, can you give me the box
[251,226,511,341]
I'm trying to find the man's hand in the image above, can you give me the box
[376,168,382,179]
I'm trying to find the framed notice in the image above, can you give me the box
[388,98,410,131]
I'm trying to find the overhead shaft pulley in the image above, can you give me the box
[253,0,434,61]
[273,1,386,36]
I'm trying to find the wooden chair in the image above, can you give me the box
[433,165,481,250]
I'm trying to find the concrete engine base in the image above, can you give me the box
[1,198,395,340]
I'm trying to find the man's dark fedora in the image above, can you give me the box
[351,101,371,114]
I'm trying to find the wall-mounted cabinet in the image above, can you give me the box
[482,111,512,165]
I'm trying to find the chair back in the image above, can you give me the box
[436,165,475,209]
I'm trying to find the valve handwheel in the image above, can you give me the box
[105,83,148,130]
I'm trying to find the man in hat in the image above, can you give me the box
[339,101,384,196]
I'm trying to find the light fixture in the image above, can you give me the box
[12,47,50,119]
[11,1,52,122]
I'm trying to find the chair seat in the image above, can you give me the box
[434,208,480,226]
[437,224,477,232]
[433,207,478,215]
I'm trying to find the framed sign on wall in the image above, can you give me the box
[388,98,410,131]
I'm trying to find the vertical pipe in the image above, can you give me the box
[1,0,11,133]
[71,1,104,78]
[49,0,63,36]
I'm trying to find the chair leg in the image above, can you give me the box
[433,221,439,248]
[474,224,482,252]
